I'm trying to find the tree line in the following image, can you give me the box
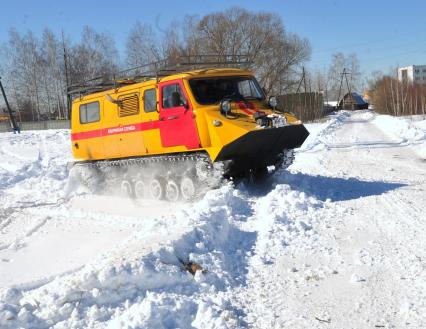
[1,27,118,121]
[370,74,426,116]
[0,7,311,122]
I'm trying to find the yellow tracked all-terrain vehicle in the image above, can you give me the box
[68,59,309,201]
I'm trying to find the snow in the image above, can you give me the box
[324,101,338,107]
[1,110,425,328]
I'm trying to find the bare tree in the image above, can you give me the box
[180,7,310,94]
[327,52,346,101]
[371,74,426,116]
[69,26,119,84]
[123,8,310,94]
[5,29,43,120]
[39,29,68,119]
[326,52,362,101]
[310,68,329,103]
[347,53,361,92]
[126,22,159,68]
[2,26,119,121]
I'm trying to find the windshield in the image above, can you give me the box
[189,76,265,105]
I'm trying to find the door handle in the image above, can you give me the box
[159,115,179,121]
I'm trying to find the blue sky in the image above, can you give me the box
[1,0,425,79]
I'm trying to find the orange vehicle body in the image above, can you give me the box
[70,68,308,177]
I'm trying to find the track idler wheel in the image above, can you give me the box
[180,176,196,201]
[149,177,165,200]
[165,180,180,202]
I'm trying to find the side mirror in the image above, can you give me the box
[171,91,189,110]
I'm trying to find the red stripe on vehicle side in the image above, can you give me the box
[71,120,161,141]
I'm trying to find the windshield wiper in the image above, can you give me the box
[243,96,264,101]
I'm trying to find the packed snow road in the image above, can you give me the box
[0,110,425,328]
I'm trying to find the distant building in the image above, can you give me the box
[338,93,369,111]
[398,65,426,84]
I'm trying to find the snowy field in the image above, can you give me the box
[0,110,425,328]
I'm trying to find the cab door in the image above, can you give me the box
[158,80,200,149]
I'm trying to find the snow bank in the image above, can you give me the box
[299,111,352,152]
[0,185,253,328]
[251,184,321,264]
[372,114,426,159]
[300,110,426,160]
[0,130,71,203]
[372,114,426,143]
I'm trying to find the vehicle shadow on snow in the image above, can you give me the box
[238,172,407,202]
[277,172,407,202]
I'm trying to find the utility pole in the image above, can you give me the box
[295,67,307,119]
[337,68,352,109]
[62,30,71,120]
[296,66,307,93]
[0,77,20,134]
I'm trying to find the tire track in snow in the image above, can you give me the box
[0,131,69,192]
[375,190,426,326]
[0,211,53,251]
[229,183,332,328]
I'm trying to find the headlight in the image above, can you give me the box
[220,100,232,116]
[269,96,278,108]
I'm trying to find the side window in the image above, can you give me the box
[162,83,186,109]
[117,93,139,117]
[80,101,100,124]
[144,89,157,113]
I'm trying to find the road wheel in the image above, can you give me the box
[134,180,146,199]
[149,177,165,200]
[121,180,133,197]
[166,180,180,202]
[180,176,196,201]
